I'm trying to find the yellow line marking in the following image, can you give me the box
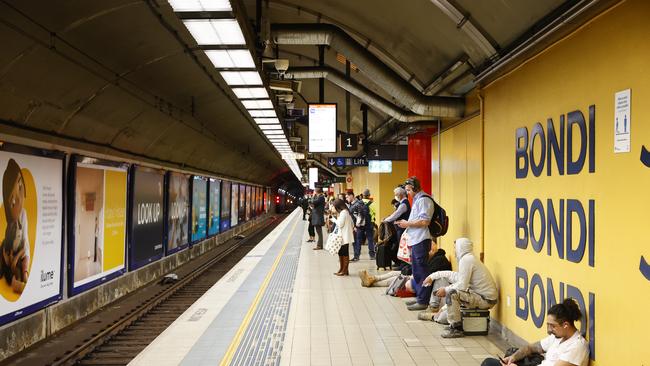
[219,215,301,366]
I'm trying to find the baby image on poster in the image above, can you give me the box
[0,159,34,295]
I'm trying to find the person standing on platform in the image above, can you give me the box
[331,199,354,276]
[360,189,376,260]
[346,191,364,261]
[383,186,411,267]
[311,188,326,250]
[396,177,435,311]
[299,195,308,220]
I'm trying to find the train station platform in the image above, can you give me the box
[130,210,505,366]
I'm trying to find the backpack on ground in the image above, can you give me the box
[385,274,409,296]
[423,195,449,237]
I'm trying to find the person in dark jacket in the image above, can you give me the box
[299,196,309,220]
[310,188,326,250]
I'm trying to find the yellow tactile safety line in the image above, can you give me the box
[219,215,301,366]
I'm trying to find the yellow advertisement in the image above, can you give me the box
[103,170,126,271]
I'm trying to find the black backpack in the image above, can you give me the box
[423,195,449,237]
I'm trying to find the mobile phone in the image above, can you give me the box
[496,354,506,364]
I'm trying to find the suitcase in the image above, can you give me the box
[375,244,392,270]
[461,308,490,335]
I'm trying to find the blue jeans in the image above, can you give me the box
[353,225,375,258]
[409,239,433,305]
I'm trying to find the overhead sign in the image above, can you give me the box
[327,157,368,167]
[309,167,318,190]
[368,160,393,173]
[340,133,358,151]
[308,104,337,153]
[367,144,408,160]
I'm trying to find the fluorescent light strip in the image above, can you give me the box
[169,0,232,11]
[249,110,276,117]
[183,19,245,45]
[220,71,262,86]
[205,50,255,68]
[233,87,268,99]
[258,125,282,130]
[254,118,280,124]
[242,100,273,109]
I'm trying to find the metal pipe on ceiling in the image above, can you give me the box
[271,23,465,118]
[283,66,435,122]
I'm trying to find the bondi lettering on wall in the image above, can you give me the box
[514,105,596,360]
[129,166,164,269]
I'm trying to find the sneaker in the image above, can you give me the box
[441,327,465,338]
[404,299,418,306]
[350,257,360,262]
[417,306,440,321]
[406,303,428,311]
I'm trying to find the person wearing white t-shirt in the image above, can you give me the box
[481,298,589,366]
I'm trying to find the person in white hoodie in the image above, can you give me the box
[423,237,498,338]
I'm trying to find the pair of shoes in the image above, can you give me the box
[404,298,418,306]
[350,257,360,262]
[369,255,376,260]
[407,303,428,311]
[358,270,375,287]
[313,246,323,250]
[441,327,465,338]
[417,306,440,321]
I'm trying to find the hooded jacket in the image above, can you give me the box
[428,238,498,301]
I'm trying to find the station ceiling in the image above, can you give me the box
[0,0,614,188]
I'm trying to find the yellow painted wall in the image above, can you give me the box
[349,161,408,222]
[480,1,650,364]
[431,116,482,264]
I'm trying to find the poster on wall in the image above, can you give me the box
[207,178,221,236]
[129,166,164,270]
[69,156,128,296]
[191,176,207,243]
[257,187,263,215]
[264,190,268,213]
[0,144,64,325]
[238,184,246,223]
[220,180,231,231]
[245,185,252,221]
[231,183,239,227]
[166,172,189,254]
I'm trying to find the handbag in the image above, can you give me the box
[386,274,409,296]
[325,227,344,255]
[396,232,411,263]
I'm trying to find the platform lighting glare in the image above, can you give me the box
[263,131,284,136]
[183,19,245,45]
[169,0,232,11]
[249,110,276,117]
[242,100,273,109]
[205,50,255,68]
[254,118,280,124]
[220,71,262,85]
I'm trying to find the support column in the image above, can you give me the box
[407,130,433,195]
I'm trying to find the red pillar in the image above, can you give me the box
[407,130,433,195]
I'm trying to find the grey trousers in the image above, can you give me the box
[446,289,496,327]
[428,278,450,308]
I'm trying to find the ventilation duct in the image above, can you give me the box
[283,66,433,122]
[272,23,465,118]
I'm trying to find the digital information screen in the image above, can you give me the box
[308,104,337,153]
[368,160,393,173]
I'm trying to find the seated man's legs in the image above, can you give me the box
[443,289,495,338]
[372,271,401,286]
[429,277,450,309]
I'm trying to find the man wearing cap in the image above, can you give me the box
[396,176,435,311]
[360,188,376,260]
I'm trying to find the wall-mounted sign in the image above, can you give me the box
[327,157,368,167]
[368,160,393,173]
[129,166,164,270]
[614,89,631,153]
[308,104,337,153]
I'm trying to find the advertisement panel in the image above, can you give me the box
[207,178,220,236]
[70,156,128,296]
[166,172,189,254]
[264,190,268,213]
[238,184,246,223]
[308,104,337,153]
[245,185,252,221]
[230,183,239,227]
[220,180,231,231]
[129,166,164,270]
[191,176,207,243]
[0,144,64,325]
[258,187,263,215]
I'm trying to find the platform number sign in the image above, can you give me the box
[340,133,358,151]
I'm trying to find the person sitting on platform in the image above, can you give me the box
[481,298,589,366]
[423,237,497,338]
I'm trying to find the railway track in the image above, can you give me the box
[2,215,285,366]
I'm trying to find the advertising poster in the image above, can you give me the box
[245,185,252,221]
[257,187,263,215]
[167,172,189,254]
[264,190,268,213]
[0,144,64,325]
[207,178,220,236]
[220,180,231,231]
[129,167,164,270]
[191,176,207,243]
[70,156,128,296]
[231,183,239,227]
[238,184,246,223]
